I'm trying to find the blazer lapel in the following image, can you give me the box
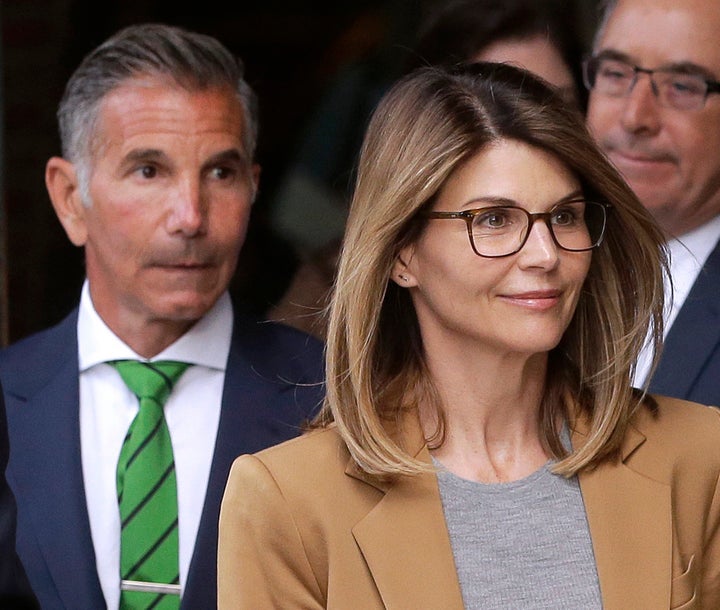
[575,425,671,609]
[345,411,673,609]
[7,317,105,609]
[651,236,720,399]
[347,416,464,610]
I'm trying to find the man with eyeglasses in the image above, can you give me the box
[584,0,720,405]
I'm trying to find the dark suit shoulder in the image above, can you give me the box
[650,235,720,403]
[231,313,325,383]
[0,310,78,398]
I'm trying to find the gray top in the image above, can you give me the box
[436,456,603,609]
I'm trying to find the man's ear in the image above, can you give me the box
[45,157,88,246]
[391,245,418,288]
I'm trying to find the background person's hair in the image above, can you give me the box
[56,23,259,203]
[592,0,619,51]
[410,0,587,108]
[317,62,667,478]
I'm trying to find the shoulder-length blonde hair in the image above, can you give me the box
[316,62,667,478]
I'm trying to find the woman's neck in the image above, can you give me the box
[420,342,551,483]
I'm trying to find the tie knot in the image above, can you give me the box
[109,360,190,405]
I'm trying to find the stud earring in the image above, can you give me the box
[399,275,408,282]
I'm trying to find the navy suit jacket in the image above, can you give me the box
[0,383,39,609]
[650,236,720,405]
[0,307,325,610]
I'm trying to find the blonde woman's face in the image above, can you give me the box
[395,139,591,359]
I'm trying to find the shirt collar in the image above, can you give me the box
[668,213,720,276]
[78,280,233,372]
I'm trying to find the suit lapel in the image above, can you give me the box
[651,236,720,398]
[183,316,323,609]
[345,411,674,609]
[182,327,251,609]
[347,415,464,610]
[350,463,464,609]
[575,425,671,609]
[7,314,105,609]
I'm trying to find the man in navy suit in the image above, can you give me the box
[0,24,324,609]
[585,0,720,404]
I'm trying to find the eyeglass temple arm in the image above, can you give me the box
[424,211,469,219]
[707,80,720,94]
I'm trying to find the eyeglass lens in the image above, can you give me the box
[586,57,710,110]
[469,201,606,257]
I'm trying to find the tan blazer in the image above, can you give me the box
[219,396,720,609]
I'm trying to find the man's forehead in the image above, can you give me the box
[94,81,246,149]
[598,0,720,71]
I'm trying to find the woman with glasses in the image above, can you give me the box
[218,63,720,609]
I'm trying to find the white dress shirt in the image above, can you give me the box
[78,281,231,609]
[633,215,720,388]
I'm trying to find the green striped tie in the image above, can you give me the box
[109,360,190,610]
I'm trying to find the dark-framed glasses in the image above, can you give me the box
[423,199,611,258]
[583,55,720,111]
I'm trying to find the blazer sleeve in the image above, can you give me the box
[703,465,720,609]
[218,454,325,609]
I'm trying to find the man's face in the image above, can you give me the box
[586,0,720,237]
[74,80,257,343]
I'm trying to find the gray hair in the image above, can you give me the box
[57,23,259,200]
[592,0,618,50]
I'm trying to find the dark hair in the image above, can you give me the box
[410,0,588,109]
[57,23,258,178]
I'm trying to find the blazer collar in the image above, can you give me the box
[346,409,672,610]
[345,412,465,609]
[572,415,672,610]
